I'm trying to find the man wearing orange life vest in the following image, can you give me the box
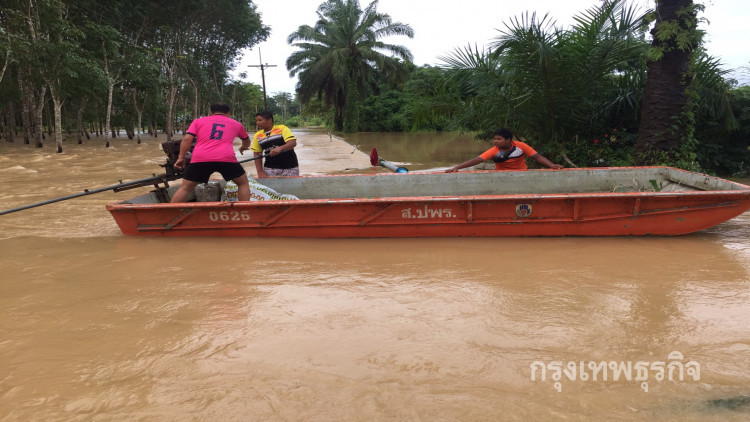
[445,127,563,172]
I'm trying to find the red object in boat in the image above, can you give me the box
[369,148,379,166]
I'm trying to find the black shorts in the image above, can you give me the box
[183,162,246,184]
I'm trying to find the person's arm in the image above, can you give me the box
[269,138,296,157]
[254,152,268,178]
[248,132,267,178]
[173,134,195,170]
[238,136,251,155]
[269,126,297,157]
[445,156,484,173]
[531,153,564,169]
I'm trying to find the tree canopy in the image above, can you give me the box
[302,0,745,174]
[286,0,413,131]
[1,0,747,175]
[0,0,270,151]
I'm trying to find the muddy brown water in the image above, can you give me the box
[1,132,750,420]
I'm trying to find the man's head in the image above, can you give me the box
[210,102,231,114]
[254,111,274,131]
[492,127,514,150]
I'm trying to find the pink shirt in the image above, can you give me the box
[186,114,249,163]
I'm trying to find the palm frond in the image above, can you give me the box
[285,0,413,130]
[691,51,738,130]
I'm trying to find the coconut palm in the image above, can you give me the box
[441,0,649,155]
[286,0,413,131]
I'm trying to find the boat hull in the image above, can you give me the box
[106,167,750,237]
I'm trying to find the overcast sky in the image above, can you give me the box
[235,0,749,94]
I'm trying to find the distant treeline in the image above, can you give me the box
[1,0,749,176]
[285,0,750,175]
[0,0,274,151]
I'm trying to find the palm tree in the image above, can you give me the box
[438,0,650,166]
[636,0,701,165]
[286,0,413,131]
[441,0,648,146]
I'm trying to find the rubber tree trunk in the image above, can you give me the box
[132,90,143,144]
[166,84,177,141]
[135,111,143,144]
[33,85,46,148]
[4,101,15,143]
[48,83,64,153]
[104,82,114,147]
[76,96,88,144]
[17,75,31,144]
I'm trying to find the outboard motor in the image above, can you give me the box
[160,139,195,177]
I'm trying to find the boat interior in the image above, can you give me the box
[119,167,749,204]
[255,167,747,198]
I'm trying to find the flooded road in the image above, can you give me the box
[1,133,750,420]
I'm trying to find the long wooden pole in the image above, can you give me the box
[0,154,271,215]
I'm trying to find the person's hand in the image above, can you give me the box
[549,164,564,169]
[445,167,458,173]
[174,157,186,170]
[269,146,283,157]
[239,145,248,155]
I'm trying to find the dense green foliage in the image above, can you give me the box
[298,0,746,175]
[0,0,270,151]
[1,0,747,175]
[694,85,750,174]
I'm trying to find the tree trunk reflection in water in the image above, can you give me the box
[1,134,749,420]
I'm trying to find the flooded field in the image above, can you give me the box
[1,133,749,420]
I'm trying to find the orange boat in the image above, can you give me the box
[106,167,750,237]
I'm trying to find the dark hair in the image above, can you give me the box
[255,110,274,121]
[493,127,513,139]
[210,102,230,114]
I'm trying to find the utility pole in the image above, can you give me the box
[248,48,277,110]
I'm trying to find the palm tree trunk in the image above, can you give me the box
[343,79,359,132]
[636,0,696,165]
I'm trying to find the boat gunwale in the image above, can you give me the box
[105,166,750,210]
[106,189,750,211]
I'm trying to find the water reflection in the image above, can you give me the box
[2,135,750,420]
[343,131,482,171]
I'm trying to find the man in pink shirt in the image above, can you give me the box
[170,102,252,202]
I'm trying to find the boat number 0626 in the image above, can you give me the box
[208,210,250,222]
